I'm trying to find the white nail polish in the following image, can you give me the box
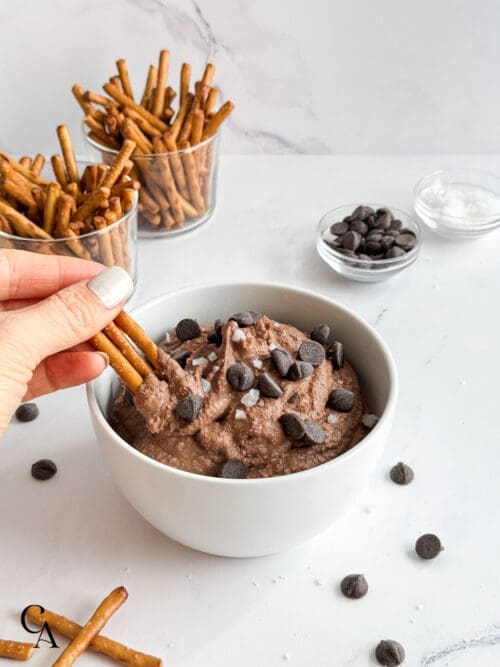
[88,266,134,308]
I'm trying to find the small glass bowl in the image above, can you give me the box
[0,160,138,287]
[84,128,220,238]
[414,168,500,239]
[317,204,422,283]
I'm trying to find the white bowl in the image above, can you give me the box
[87,283,398,557]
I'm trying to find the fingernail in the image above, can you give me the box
[88,266,134,308]
[95,351,110,368]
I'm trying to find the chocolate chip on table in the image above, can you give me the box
[230,311,261,327]
[340,574,368,599]
[415,533,443,559]
[31,459,57,481]
[219,459,247,479]
[375,639,405,666]
[171,349,190,368]
[310,323,330,346]
[175,394,203,421]
[226,362,254,391]
[390,462,414,485]
[271,349,293,377]
[328,388,355,412]
[279,413,306,440]
[298,341,325,367]
[287,360,314,381]
[330,221,349,235]
[176,318,201,342]
[342,231,361,251]
[258,373,283,398]
[302,420,326,446]
[329,341,344,370]
[15,403,39,422]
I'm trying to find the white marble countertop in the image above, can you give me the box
[1,155,500,666]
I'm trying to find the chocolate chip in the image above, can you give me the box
[415,533,443,559]
[298,340,325,367]
[381,235,395,249]
[375,640,405,666]
[377,207,394,220]
[219,459,247,479]
[388,218,401,230]
[287,393,299,404]
[330,221,349,235]
[124,389,135,405]
[287,361,314,381]
[373,212,392,230]
[366,241,383,255]
[258,373,283,398]
[226,362,254,391]
[310,322,330,346]
[330,341,344,370]
[302,420,326,446]
[342,230,361,251]
[386,246,405,259]
[175,394,203,421]
[390,462,414,485]
[175,318,201,342]
[366,231,383,242]
[349,220,369,235]
[336,248,356,257]
[395,233,416,251]
[340,574,368,599]
[171,349,190,368]
[351,205,374,220]
[230,311,261,327]
[207,318,224,345]
[31,459,57,481]
[279,413,306,440]
[15,403,39,422]
[271,349,292,377]
[328,388,355,412]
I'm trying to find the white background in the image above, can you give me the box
[1,0,499,154]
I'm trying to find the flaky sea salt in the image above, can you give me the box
[201,378,211,393]
[208,352,217,362]
[163,332,171,343]
[252,359,263,369]
[192,356,208,367]
[362,413,379,429]
[327,414,339,426]
[269,343,278,351]
[235,409,247,420]
[273,322,281,328]
[241,389,260,407]
[232,329,246,343]
[212,365,220,373]
[421,183,500,223]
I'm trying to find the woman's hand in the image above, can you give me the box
[0,249,133,435]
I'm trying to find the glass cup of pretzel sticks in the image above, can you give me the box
[75,50,234,237]
[0,135,139,286]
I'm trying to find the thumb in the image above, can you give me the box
[14,266,134,366]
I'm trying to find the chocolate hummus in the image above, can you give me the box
[108,312,367,479]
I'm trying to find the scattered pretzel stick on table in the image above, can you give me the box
[0,640,34,661]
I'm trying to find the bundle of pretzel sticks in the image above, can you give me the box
[0,587,162,665]
[0,127,138,270]
[72,49,234,231]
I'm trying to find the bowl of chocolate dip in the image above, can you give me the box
[87,283,397,557]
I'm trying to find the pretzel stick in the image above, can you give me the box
[152,138,184,224]
[19,156,32,169]
[151,50,170,117]
[170,93,193,141]
[140,65,157,108]
[0,639,34,661]
[31,186,46,210]
[114,311,158,366]
[180,62,191,105]
[93,216,115,266]
[25,606,161,667]
[0,200,52,240]
[123,108,162,139]
[51,155,68,187]
[0,164,37,208]
[204,87,218,115]
[101,139,136,189]
[55,194,73,238]
[201,62,215,87]
[122,187,136,213]
[190,109,204,147]
[91,332,143,391]
[72,187,110,223]
[177,96,200,145]
[0,152,48,186]
[57,125,79,183]
[110,180,140,198]
[201,101,234,140]
[104,322,153,376]
[103,83,168,132]
[31,154,45,176]
[66,230,93,260]
[163,134,189,199]
[52,586,128,667]
[121,118,153,154]
[116,58,134,99]
[179,141,204,213]
[88,130,121,151]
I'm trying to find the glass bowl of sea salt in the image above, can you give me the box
[414,168,500,239]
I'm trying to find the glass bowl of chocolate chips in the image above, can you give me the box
[317,204,422,282]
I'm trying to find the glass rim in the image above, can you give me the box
[0,189,139,245]
[83,121,221,158]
